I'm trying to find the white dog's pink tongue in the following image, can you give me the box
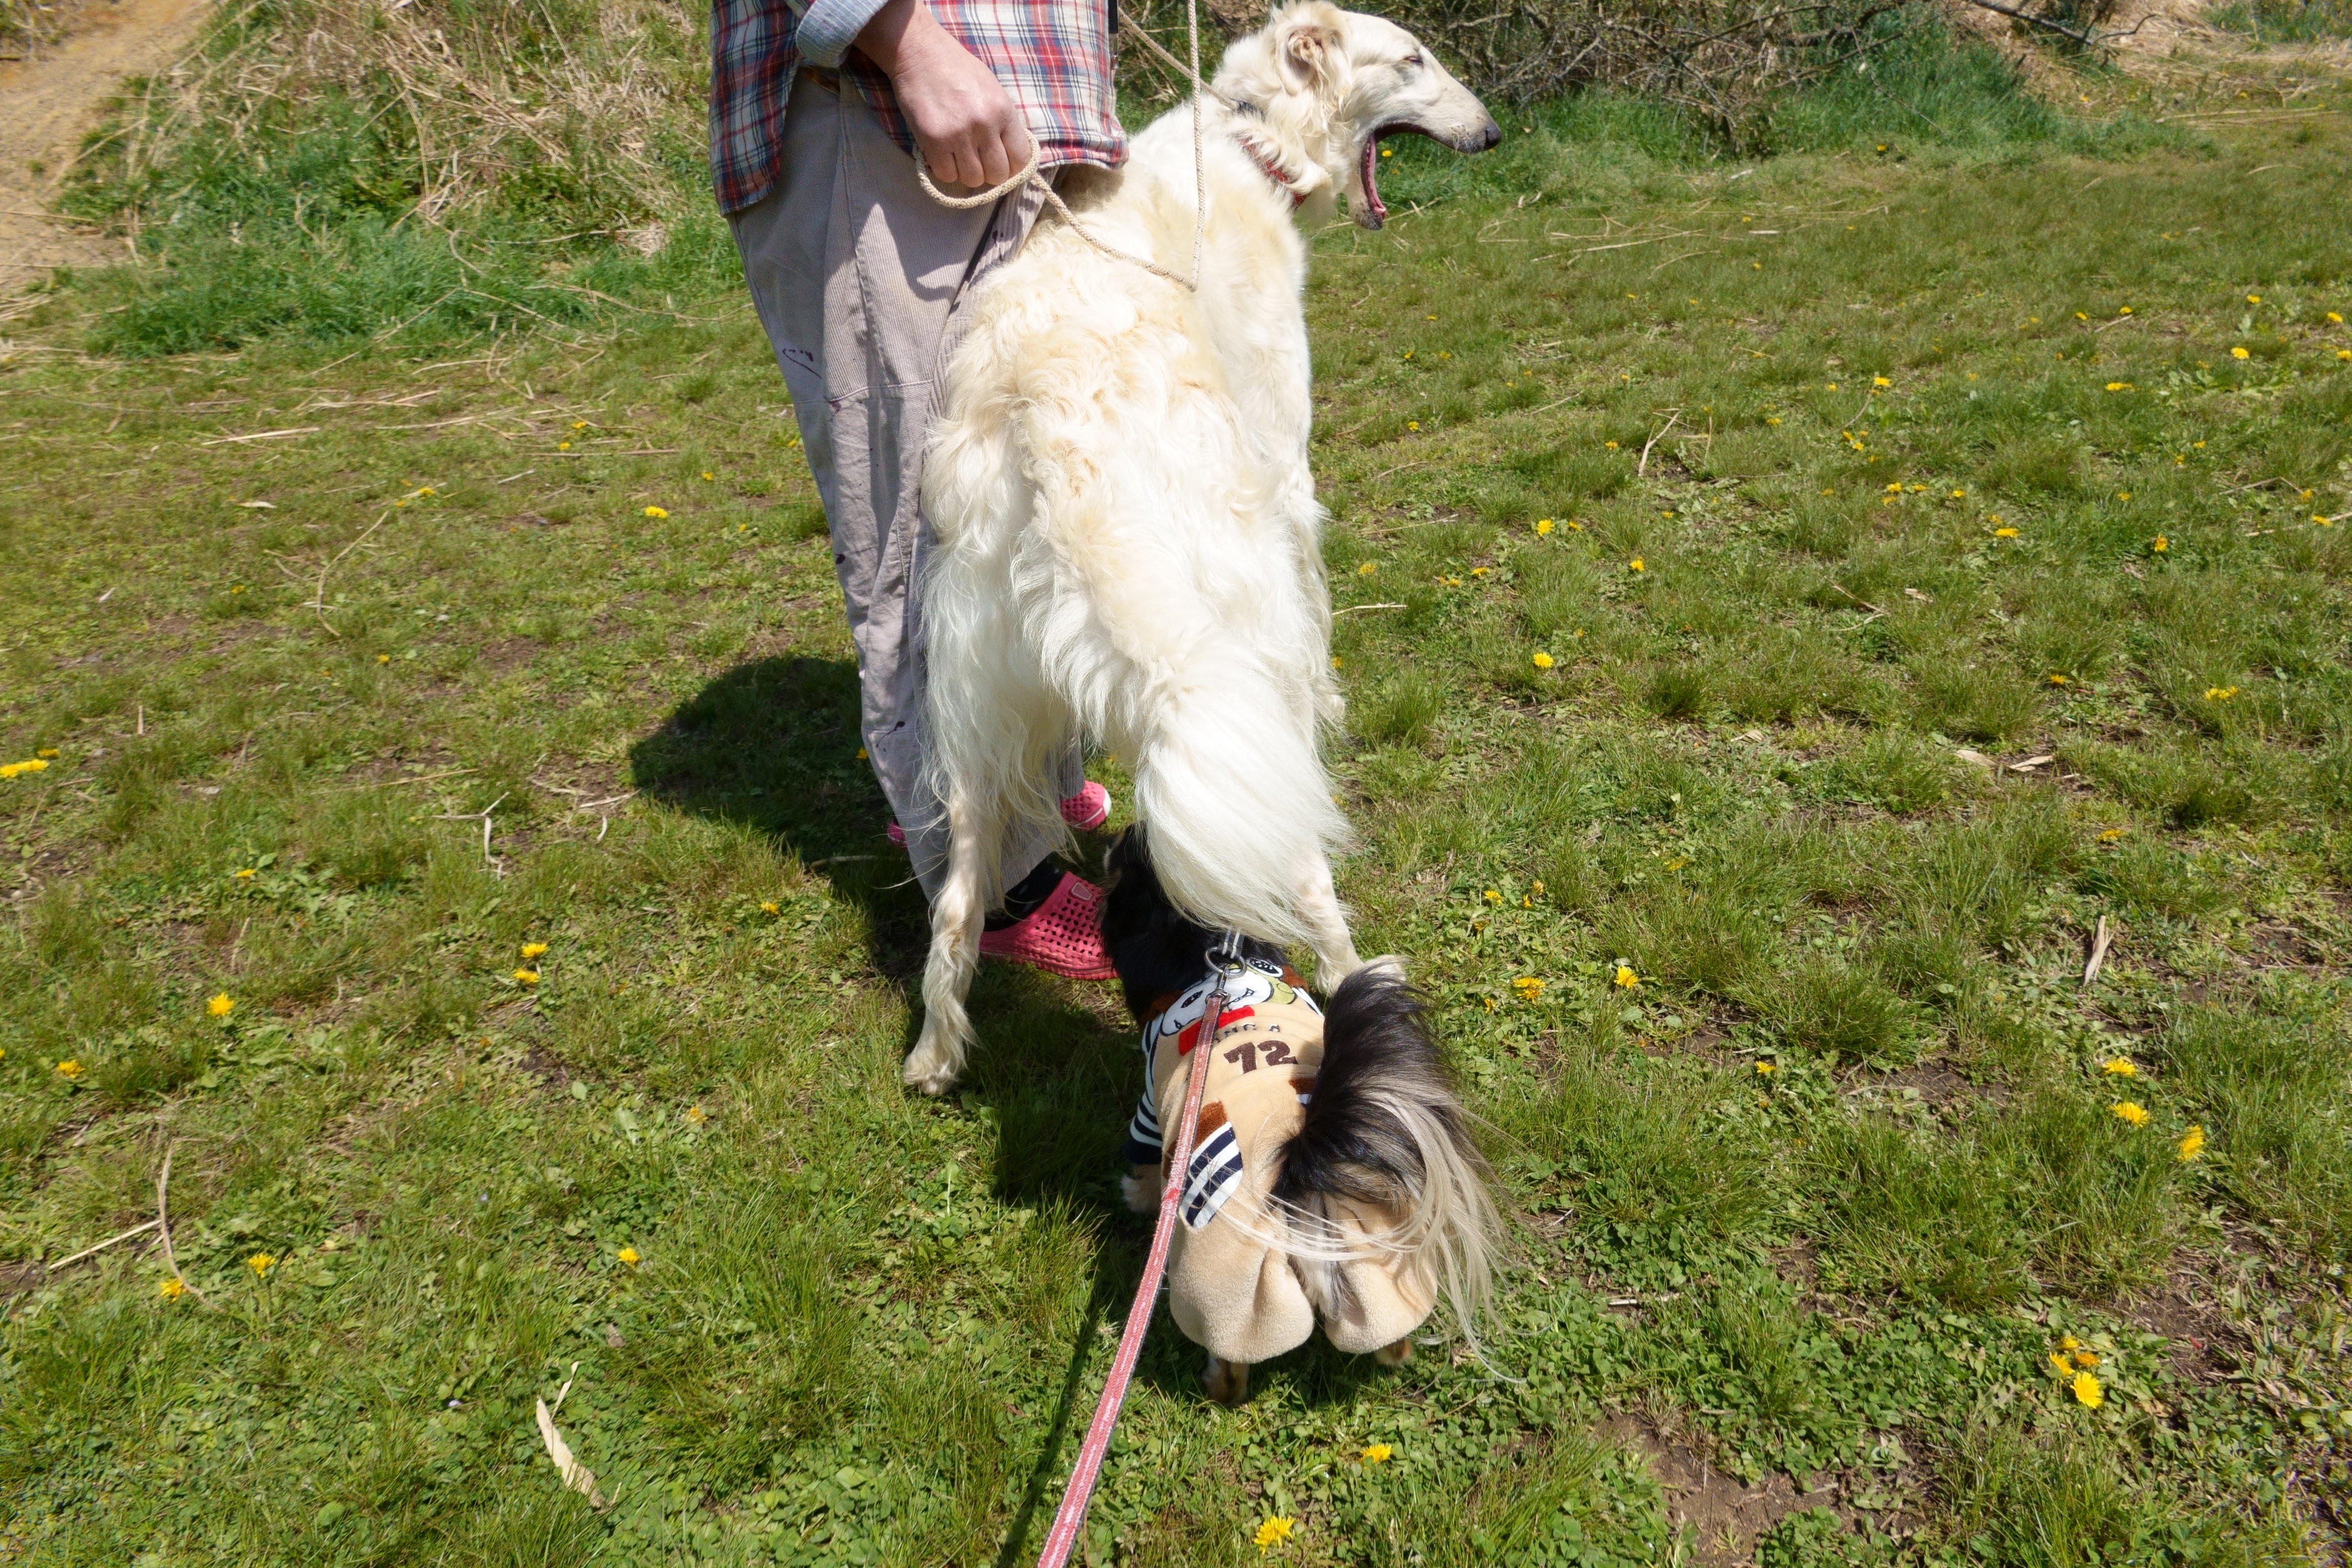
[1359,137,1388,225]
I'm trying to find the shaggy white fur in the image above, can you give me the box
[906,4,1498,1094]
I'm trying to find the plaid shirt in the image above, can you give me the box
[709,0,1127,215]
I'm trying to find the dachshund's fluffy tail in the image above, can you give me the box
[1269,959,1499,1350]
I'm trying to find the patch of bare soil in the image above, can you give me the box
[1605,1414,1846,1565]
[0,0,208,291]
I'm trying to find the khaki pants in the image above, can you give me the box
[730,70,1080,898]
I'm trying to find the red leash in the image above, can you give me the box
[1035,950,1238,1568]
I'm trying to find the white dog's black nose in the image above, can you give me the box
[1463,118,1501,153]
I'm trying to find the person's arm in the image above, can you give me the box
[797,0,1035,189]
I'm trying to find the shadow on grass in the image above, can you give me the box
[629,654,930,971]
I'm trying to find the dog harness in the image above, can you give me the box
[1123,956,1323,1181]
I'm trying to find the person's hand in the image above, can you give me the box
[854,0,1034,190]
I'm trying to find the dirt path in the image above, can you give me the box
[0,0,208,289]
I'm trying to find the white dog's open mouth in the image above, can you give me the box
[1356,123,1423,230]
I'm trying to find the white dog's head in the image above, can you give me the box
[1215,3,1499,230]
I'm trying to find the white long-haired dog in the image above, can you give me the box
[907,3,1500,1094]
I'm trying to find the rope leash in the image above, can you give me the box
[1034,937,1242,1568]
[912,0,1211,292]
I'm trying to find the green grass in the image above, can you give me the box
[4,55,2352,1568]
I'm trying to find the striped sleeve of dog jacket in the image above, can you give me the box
[709,0,1128,217]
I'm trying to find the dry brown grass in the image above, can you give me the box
[92,0,703,228]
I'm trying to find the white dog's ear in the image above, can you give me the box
[1273,12,1341,94]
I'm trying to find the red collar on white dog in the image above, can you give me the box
[1233,132,1308,210]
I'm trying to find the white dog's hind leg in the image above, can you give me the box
[906,792,994,1095]
[1296,854,1361,988]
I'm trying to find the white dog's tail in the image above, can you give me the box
[1122,651,1350,953]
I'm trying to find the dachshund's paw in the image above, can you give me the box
[1121,1168,1158,1215]
[1373,1336,1413,1367]
[1204,1354,1250,1407]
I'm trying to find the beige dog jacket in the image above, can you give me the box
[1130,959,1434,1364]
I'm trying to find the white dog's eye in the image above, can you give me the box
[1401,52,1423,69]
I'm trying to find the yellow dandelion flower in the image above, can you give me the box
[2073,1371,2103,1408]
[235,868,256,880]
[1406,421,1421,431]
[2231,347,2249,360]
[2246,294,2261,304]
[2098,827,2125,842]
[55,1059,83,1080]
[2330,312,2345,324]
[1254,1517,1295,1551]
[1873,376,1892,388]
[1994,527,2020,539]
[558,441,571,451]
[1483,888,1502,904]
[2050,1352,2074,1375]
[644,506,669,519]
[2060,1335,2080,1351]
[2177,1124,2205,1161]
[2106,382,2130,392]
[2102,1058,2137,1077]
[1360,1443,1393,1463]
[1951,489,1967,499]
[1567,519,1583,530]
[1613,965,1640,990]
[2205,686,2238,701]
[685,1105,707,1125]
[1331,656,1343,669]
[1357,561,1378,576]
[856,747,868,760]
[1,758,49,778]
[2075,311,2089,322]
[35,748,58,759]
[1825,382,1839,391]
[2335,347,2350,359]
[2049,674,2069,686]
[760,901,780,915]
[1532,650,1555,669]
[617,1247,641,1267]
[1766,416,1782,425]
[2111,1101,2150,1127]
[247,1253,276,1278]
[1512,976,1545,1001]
[1470,566,1490,576]
[702,470,715,480]
[159,1276,187,1300]
[208,993,235,1018]
[377,653,391,664]
[2073,1350,2101,1367]
[1629,557,1645,572]
[512,968,542,985]
[2152,535,2168,552]
[1535,518,1555,535]
[572,420,588,430]
[1755,1060,1776,1074]
[2118,306,2133,316]
[521,942,549,959]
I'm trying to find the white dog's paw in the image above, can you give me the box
[1373,1335,1414,1367]
[901,1039,961,1096]
[1120,1168,1159,1214]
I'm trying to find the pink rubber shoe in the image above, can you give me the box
[1059,780,1113,831]
[886,783,1114,847]
[978,873,1116,980]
